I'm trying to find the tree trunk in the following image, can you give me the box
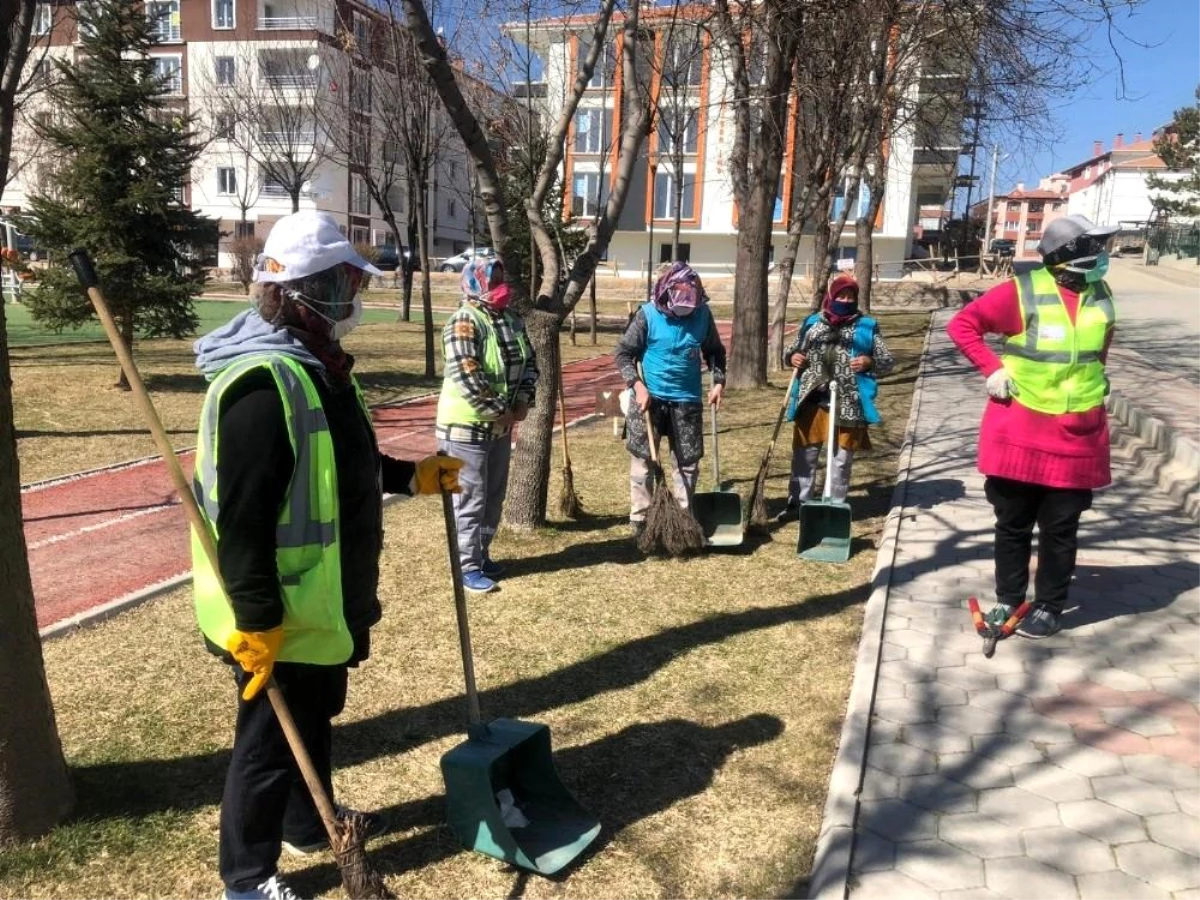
[810,222,833,311]
[767,227,804,369]
[854,216,875,311]
[0,303,74,843]
[728,182,774,389]
[502,308,559,530]
[400,264,414,323]
[289,189,300,214]
[415,190,435,378]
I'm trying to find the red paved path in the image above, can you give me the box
[23,347,638,630]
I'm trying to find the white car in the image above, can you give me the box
[438,247,494,273]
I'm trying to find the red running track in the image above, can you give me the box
[23,347,637,631]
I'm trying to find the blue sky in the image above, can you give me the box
[993,0,1199,193]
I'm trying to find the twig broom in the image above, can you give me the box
[635,404,705,557]
[746,367,800,531]
[69,250,392,900]
[555,350,584,519]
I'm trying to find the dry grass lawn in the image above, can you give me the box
[2,312,929,899]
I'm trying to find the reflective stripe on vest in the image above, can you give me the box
[436,302,531,426]
[192,354,356,666]
[1002,267,1114,415]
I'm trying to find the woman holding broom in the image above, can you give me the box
[191,211,463,900]
[773,273,894,523]
[615,261,726,544]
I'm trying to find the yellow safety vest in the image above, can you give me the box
[1002,267,1115,415]
[436,302,531,426]
[192,354,367,665]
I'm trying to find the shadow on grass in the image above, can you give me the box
[288,714,785,896]
[16,427,193,441]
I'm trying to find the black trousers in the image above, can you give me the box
[985,476,1093,612]
[219,662,348,892]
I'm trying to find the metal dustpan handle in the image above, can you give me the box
[824,380,838,502]
[438,455,484,732]
[710,371,721,489]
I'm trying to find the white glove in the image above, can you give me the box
[986,369,1017,400]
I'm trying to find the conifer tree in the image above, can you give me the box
[1147,87,1200,221]
[23,0,214,387]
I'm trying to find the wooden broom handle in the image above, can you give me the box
[557,354,572,466]
[635,362,660,465]
[69,250,343,846]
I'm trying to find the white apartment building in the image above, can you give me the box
[3,0,479,270]
[510,9,963,278]
[1064,131,1194,229]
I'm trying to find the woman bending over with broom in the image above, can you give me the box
[615,261,727,545]
[774,273,894,523]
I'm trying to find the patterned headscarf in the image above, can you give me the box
[652,261,706,318]
[823,273,860,327]
[461,258,504,303]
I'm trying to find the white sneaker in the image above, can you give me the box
[222,874,300,900]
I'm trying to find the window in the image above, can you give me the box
[653,170,695,220]
[151,55,182,94]
[448,198,457,217]
[34,3,52,35]
[573,108,611,154]
[658,106,699,155]
[213,111,235,140]
[350,71,370,112]
[353,13,369,50]
[350,174,370,215]
[1008,201,1020,211]
[659,242,690,263]
[1051,201,1062,212]
[350,225,370,246]
[663,35,702,87]
[571,171,609,218]
[217,167,237,195]
[146,0,180,42]
[213,0,234,28]
[578,38,615,88]
[1028,201,1044,213]
[33,58,52,86]
[234,220,255,238]
[1025,220,1041,234]
[214,56,235,86]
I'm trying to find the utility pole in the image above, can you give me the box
[982,144,999,255]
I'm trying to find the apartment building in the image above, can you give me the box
[510,8,964,278]
[3,0,477,269]
[1064,131,1191,229]
[974,174,1070,260]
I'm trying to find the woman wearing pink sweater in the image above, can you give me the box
[947,215,1117,639]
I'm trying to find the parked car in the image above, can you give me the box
[989,238,1016,257]
[438,247,494,273]
[374,246,420,273]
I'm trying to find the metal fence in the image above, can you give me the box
[1146,221,1200,265]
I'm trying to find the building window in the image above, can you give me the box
[350,174,370,215]
[151,55,183,94]
[1051,201,1062,211]
[663,34,702,87]
[448,198,457,217]
[578,38,615,89]
[350,71,370,113]
[350,225,370,246]
[215,56,235,86]
[217,167,237,195]
[146,0,180,42]
[212,0,234,28]
[571,171,609,218]
[1027,201,1044,213]
[34,3,53,35]
[33,58,52,86]
[213,112,235,140]
[573,108,611,154]
[234,220,255,238]
[653,170,696,220]
[658,106,699,155]
[353,13,369,50]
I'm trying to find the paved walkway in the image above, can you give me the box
[830,310,1200,899]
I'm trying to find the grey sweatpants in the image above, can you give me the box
[438,436,511,574]
[787,444,855,505]
[629,439,699,523]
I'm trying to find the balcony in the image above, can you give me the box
[913,148,956,167]
[257,2,330,31]
[259,130,316,144]
[261,71,316,89]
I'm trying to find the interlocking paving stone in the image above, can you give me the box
[937,753,1015,791]
[850,830,897,874]
[1013,764,1095,802]
[1022,824,1117,875]
[869,741,938,777]
[1102,707,1180,737]
[1115,842,1200,892]
[984,856,1078,899]
[859,798,938,842]
[875,676,907,699]
[1176,789,1200,818]
[903,723,976,755]
[1058,798,1149,844]
[1074,870,1173,899]
[875,698,938,726]
[859,766,901,801]
[1045,744,1127,778]
[938,812,1025,859]
[850,869,938,898]
[976,787,1061,828]
[967,688,1034,715]
[895,840,986,892]
[901,774,978,814]
[939,889,1004,899]
[1145,812,1200,857]
[1124,755,1200,791]
[1095,773,1183,816]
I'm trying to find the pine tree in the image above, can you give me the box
[23,0,214,387]
[1147,87,1200,221]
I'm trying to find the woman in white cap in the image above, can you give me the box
[948,214,1118,640]
[192,210,463,900]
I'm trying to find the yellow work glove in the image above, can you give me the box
[225,628,285,701]
[414,455,464,495]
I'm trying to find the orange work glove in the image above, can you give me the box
[225,628,285,701]
[414,455,464,495]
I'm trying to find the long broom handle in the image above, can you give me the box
[758,366,800,469]
[824,380,838,501]
[557,353,572,467]
[710,373,721,488]
[68,250,344,845]
[438,479,482,728]
[635,363,661,466]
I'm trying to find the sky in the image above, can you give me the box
[988,0,1200,195]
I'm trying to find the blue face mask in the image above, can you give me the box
[1085,252,1110,283]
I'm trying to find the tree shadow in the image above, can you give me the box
[141,372,209,393]
[16,428,193,441]
[24,501,176,523]
[1066,558,1199,629]
[288,714,785,896]
[498,537,646,577]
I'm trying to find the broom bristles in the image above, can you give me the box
[332,812,394,900]
[637,465,705,556]
[747,461,771,531]
[557,462,584,519]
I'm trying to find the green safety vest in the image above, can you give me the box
[1002,267,1115,415]
[192,354,367,665]
[436,302,532,426]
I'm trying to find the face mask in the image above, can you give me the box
[1084,252,1110,283]
[286,290,362,341]
[830,299,858,318]
[485,283,511,312]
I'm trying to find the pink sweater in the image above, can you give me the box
[946,278,1113,490]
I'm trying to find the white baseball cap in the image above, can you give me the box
[255,210,383,283]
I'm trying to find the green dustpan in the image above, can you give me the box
[693,386,743,547]
[798,380,852,564]
[437,487,601,875]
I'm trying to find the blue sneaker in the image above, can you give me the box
[481,555,504,579]
[222,875,299,900]
[462,570,498,594]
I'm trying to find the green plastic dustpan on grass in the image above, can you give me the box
[437,487,601,875]
[798,381,852,563]
[692,394,743,547]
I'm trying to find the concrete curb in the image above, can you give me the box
[806,313,934,900]
[1106,390,1200,521]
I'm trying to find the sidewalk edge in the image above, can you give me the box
[806,311,935,899]
[39,571,190,640]
[1107,389,1200,520]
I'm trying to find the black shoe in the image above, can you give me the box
[1017,605,1062,640]
[773,504,799,524]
